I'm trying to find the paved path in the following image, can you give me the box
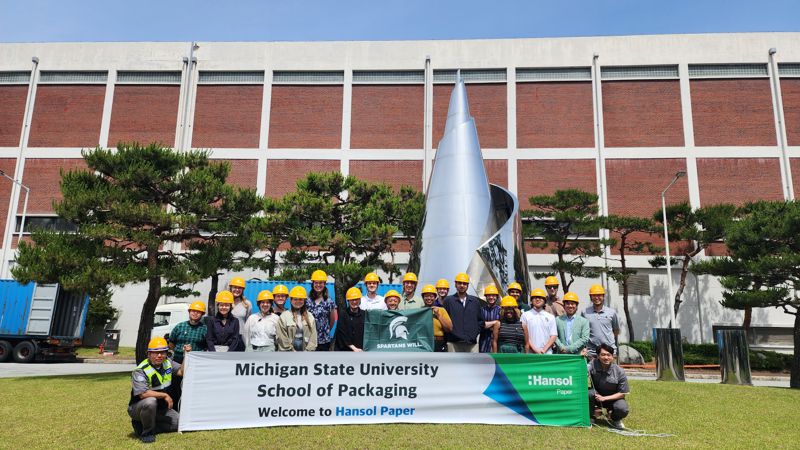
[0,362,135,378]
[626,369,789,388]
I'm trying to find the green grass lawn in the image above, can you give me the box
[75,346,135,360]
[0,373,796,449]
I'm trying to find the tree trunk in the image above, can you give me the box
[673,255,691,317]
[268,248,277,278]
[742,307,752,331]
[135,250,162,362]
[791,312,799,389]
[620,243,634,341]
[207,273,219,315]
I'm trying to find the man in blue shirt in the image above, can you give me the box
[555,292,590,355]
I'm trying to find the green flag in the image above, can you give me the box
[363,308,433,352]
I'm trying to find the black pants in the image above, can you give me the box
[434,339,447,352]
[316,342,331,351]
[588,388,629,421]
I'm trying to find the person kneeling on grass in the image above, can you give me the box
[128,337,186,443]
[588,343,630,429]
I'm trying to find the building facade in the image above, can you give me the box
[1,33,798,347]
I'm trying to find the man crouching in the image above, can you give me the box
[128,337,187,443]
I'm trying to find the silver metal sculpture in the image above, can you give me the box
[416,72,529,297]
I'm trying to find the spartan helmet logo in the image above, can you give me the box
[389,316,409,340]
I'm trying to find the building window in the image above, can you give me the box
[15,216,77,234]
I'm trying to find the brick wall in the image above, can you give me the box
[602,80,684,147]
[517,159,597,207]
[433,83,506,149]
[20,158,88,213]
[348,160,423,191]
[192,85,262,148]
[350,85,423,149]
[0,86,28,147]
[781,78,800,146]
[108,85,180,148]
[484,159,507,187]
[696,158,783,206]
[265,159,339,198]
[517,82,594,148]
[0,158,17,240]
[28,85,105,147]
[606,158,689,218]
[269,85,342,149]
[213,159,258,189]
[792,158,800,199]
[691,79,776,146]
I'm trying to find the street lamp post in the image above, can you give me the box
[661,171,685,328]
[0,169,30,277]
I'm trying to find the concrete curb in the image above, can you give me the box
[78,358,136,364]
[626,369,789,382]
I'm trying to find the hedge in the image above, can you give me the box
[626,341,791,372]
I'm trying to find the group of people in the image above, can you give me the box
[128,271,629,442]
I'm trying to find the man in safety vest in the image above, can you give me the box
[128,337,186,443]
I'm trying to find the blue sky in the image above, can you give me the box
[0,0,797,43]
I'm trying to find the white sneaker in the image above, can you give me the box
[611,420,625,429]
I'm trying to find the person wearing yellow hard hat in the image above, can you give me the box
[228,276,253,333]
[243,290,280,352]
[544,276,565,317]
[442,272,484,352]
[206,290,244,352]
[384,290,402,311]
[555,292,590,355]
[128,336,185,443]
[276,285,318,351]
[507,282,531,312]
[434,279,450,307]
[492,296,526,353]
[584,284,619,358]
[167,300,208,363]
[334,287,366,352]
[398,272,422,310]
[307,270,337,351]
[272,284,289,315]
[360,272,386,311]
[479,284,502,353]
[420,284,452,352]
[520,288,557,354]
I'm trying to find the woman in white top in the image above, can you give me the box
[228,276,253,332]
[244,290,280,352]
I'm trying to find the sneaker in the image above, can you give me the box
[611,420,625,430]
[140,434,156,444]
[130,420,143,437]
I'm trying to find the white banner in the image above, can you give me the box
[179,352,589,431]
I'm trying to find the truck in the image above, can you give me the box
[0,280,89,363]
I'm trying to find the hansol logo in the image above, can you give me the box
[528,375,573,386]
[389,316,409,340]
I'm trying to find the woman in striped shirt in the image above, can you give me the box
[493,296,526,353]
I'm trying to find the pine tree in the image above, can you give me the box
[13,143,258,362]
[692,200,800,388]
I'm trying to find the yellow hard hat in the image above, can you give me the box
[563,291,580,303]
[147,337,169,352]
[289,286,308,299]
[364,272,380,283]
[216,290,234,304]
[402,272,418,283]
[421,284,437,295]
[384,289,401,300]
[508,282,522,292]
[310,270,327,282]
[188,300,206,313]
[435,279,450,289]
[589,284,606,295]
[484,284,499,296]
[346,287,363,301]
[229,276,246,288]
[530,288,547,299]
[500,296,518,308]
[544,276,559,287]
[272,284,289,296]
[257,290,274,302]
[455,272,470,283]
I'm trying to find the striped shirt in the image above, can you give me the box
[479,305,501,353]
[497,322,526,353]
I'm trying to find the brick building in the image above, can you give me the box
[0,34,797,346]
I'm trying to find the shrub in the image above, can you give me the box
[626,341,654,362]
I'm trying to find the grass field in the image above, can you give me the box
[75,346,136,360]
[0,373,796,449]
